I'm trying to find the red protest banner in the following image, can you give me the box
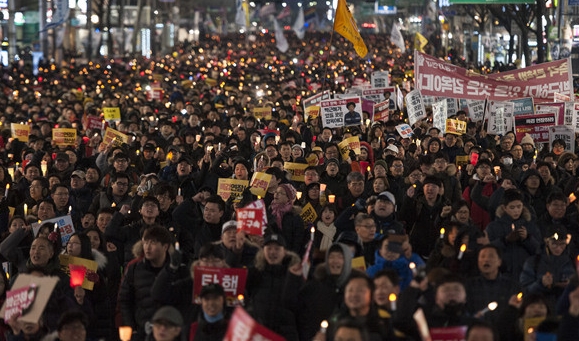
[415,51,572,101]
[515,113,556,143]
[236,207,265,236]
[4,285,37,321]
[224,306,286,341]
[429,326,467,341]
[193,267,248,306]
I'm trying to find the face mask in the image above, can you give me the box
[502,158,513,165]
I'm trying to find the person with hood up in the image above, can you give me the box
[296,242,353,341]
[486,189,541,279]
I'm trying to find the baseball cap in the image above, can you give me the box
[386,145,399,154]
[71,170,86,180]
[377,191,395,205]
[151,306,183,326]
[55,152,69,162]
[222,220,237,234]
[263,234,286,248]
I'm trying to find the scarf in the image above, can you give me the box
[203,311,224,323]
[271,202,293,230]
[317,221,336,251]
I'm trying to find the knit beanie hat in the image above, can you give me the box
[278,183,297,203]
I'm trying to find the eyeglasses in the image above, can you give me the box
[114,182,129,187]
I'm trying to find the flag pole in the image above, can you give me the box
[320,13,337,95]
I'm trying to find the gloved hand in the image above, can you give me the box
[169,248,182,270]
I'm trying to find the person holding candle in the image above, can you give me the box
[426,222,477,277]
[267,184,305,254]
[486,189,541,280]
[320,158,346,198]
[367,234,422,290]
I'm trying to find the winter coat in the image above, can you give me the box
[189,315,228,341]
[297,243,352,341]
[266,207,305,255]
[466,274,521,324]
[245,251,302,341]
[367,250,419,290]
[464,179,498,231]
[105,213,158,266]
[486,206,541,279]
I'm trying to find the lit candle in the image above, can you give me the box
[255,136,261,145]
[175,242,180,251]
[517,292,523,301]
[301,142,306,148]
[328,195,336,203]
[439,228,445,239]
[237,294,245,306]
[118,326,133,341]
[8,167,13,179]
[218,143,221,151]
[24,203,28,216]
[511,223,515,231]
[533,149,537,163]
[320,320,328,334]
[68,206,72,215]
[367,166,371,173]
[196,134,201,142]
[136,150,140,156]
[54,223,58,232]
[389,293,397,311]
[478,301,498,316]
[310,227,315,241]
[178,188,182,196]
[101,120,105,132]
[457,244,467,260]
[275,135,280,144]
[570,193,577,203]
[409,262,417,276]
[4,184,8,198]
[320,184,327,192]
[296,191,302,200]
[111,202,116,207]
[41,161,47,176]
[412,184,417,188]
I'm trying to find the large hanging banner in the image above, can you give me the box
[414,51,573,101]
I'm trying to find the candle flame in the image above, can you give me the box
[320,320,328,328]
[517,292,523,300]
[310,227,315,233]
[409,262,416,270]
[389,293,397,302]
[440,228,445,235]
[460,244,467,252]
[488,301,498,311]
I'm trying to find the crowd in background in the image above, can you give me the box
[0,32,577,341]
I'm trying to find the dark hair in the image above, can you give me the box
[205,195,225,212]
[50,183,69,195]
[466,321,498,341]
[198,243,225,260]
[67,232,93,260]
[478,244,503,260]
[97,207,116,216]
[111,172,130,184]
[83,227,106,252]
[142,225,173,245]
[373,269,400,287]
[546,191,567,204]
[334,318,370,341]
[140,196,161,211]
[152,182,177,200]
[37,199,57,213]
[346,271,375,293]
[519,293,550,317]
[57,310,88,332]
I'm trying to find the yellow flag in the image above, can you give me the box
[415,32,428,53]
[333,0,368,58]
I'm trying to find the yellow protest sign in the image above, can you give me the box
[102,107,121,122]
[455,155,469,167]
[338,136,361,160]
[252,107,272,120]
[300,203,318,225]
[445,119,467,135]
[284,162,309,182]
[52,128,77,146]
[305,105,320,120]
[103,127,129,147]
[352,256,366,271]
[249,172,272,198]
[59,254,98,290]
[217,179,249,202]
[306,153,319,166]
[11,123,30,142]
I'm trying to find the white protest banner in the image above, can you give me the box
[302,90,331,118]
[396,86,404,111]
[549,125,575,153]
[371,71,390,88]
[564,101,575,128]
[487,101,514,135]
[361,87,395,103]
[535,103,566,125]
[466,99,486,122]
[32,215,75,245]
[320,97,362,128]
[574,103,579,133]
[432,99,448,134]
[436,98,457,117]
[405,90,426,126]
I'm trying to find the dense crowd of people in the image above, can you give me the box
[0,31,577,341]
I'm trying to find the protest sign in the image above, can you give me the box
[252,107,272,121]
[245,200,268,228]
[0,275,58,324]
[487,101,514,135]
[284,162,309,182]
[320,97,362,128]
[414,51,573,101]
[32,215,75,245]
[515,113,556,143]
[436,98,457,117]
[102,107,121,122]
[352,256,366,271]
[224,307,285,341]
[445,119,467,135]
[466,99,486,122]
[574,103,579,133]
[52,128,77,146]
[249,172,272,198]
[193,267,248,306]
[554,92,571,102]
[217,179,249,202]
[300,203,318,226]
[564,101,575,128]
[396,86,404,111]
[535,103,565,125]
[395,124,413,139]
[302,90,331,118]
[510,97,535,116]
[406,90,427,126]
[432,99,448,134]
[236,207,265,236]
[429,326,467,341]
[373,100,391,122]
[361,87,395,103]
[59,255,99,290]
[304,105,320,120]
[83,116,104,131]
[103,127,129,147]
[371,71,390,88]
[11,123,30,142]
[338,136,361,160]
[549,125,575,154]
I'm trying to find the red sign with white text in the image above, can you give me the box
[193,267,248,306]
[236,207,265,236]
[224,307,286,341]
